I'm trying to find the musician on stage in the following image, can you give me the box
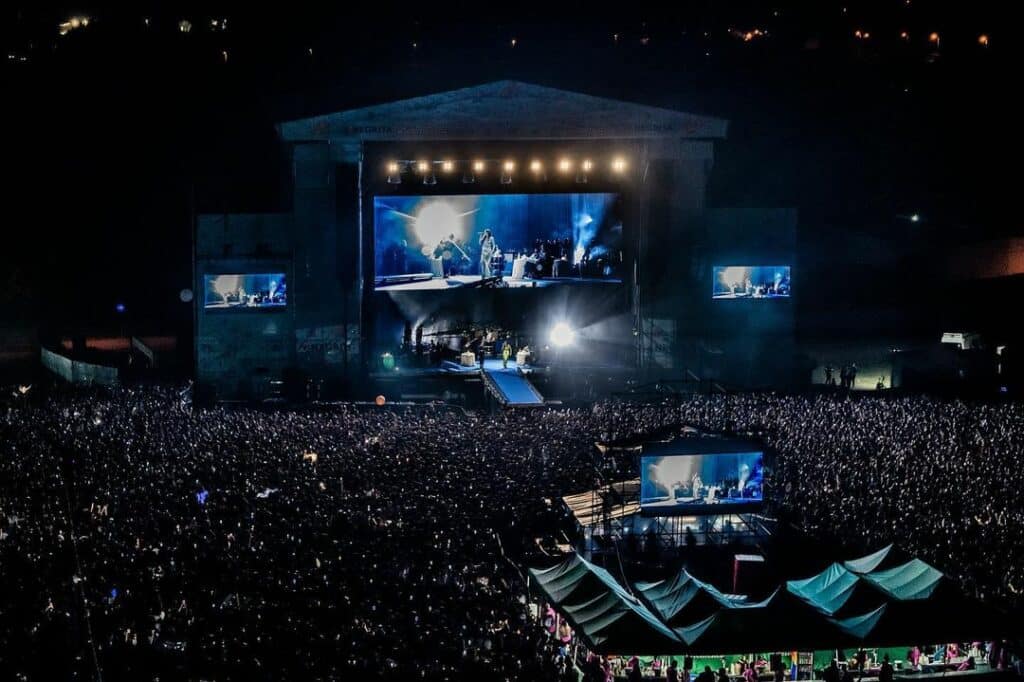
[478,229,497,278]
[435,233,469,277]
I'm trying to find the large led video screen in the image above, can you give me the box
[713,266,791,299]
[640,451,765,515]
[203,273,287,309]
[373,193,623,291]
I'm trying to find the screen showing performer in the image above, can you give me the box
[712,265,791,299]
[640,451,765,514]
[203,273,287,309]
[373,193,623,291]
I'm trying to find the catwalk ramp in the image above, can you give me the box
[482,359,544,406]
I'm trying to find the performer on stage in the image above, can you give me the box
[435,234,470,278]
[479,229,497,278]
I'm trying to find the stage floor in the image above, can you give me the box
[436,358,536,375]
[375,274,622,291]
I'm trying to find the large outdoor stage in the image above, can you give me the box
[195,81,798,402]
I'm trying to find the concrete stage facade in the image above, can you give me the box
[195,81,796,400]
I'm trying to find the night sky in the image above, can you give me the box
[3,3,1020,338]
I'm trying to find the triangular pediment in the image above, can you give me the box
[278,80,727,143]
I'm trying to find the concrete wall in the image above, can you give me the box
[41,347,119,386]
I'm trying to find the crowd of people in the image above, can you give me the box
[1,384,1023,679]
[595,394,1024,607]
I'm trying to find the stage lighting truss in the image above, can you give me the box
[529,159,546,182]
[384,156,629,184]
[576,159,593,184]
[386,161,403,184]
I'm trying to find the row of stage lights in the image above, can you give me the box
[385,157,628,185]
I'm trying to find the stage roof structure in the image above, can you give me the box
[278,80,728,162]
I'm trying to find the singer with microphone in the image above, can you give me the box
[478,229,498,278]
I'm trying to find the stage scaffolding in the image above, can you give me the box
[565,427,775,560]
[563,480,771,559]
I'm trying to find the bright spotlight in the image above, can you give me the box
[549,322,575,347]
[530,159,542,172]
[417,160,430,173]
[441,160,454,173]
[473,160,485,172]
[387,161,402,185]
[413,201,463,247]
[720,266,749,290]
[581,159,593,172]
[558,159,572,173]
[503,160,515,172]
[611,157,627,173]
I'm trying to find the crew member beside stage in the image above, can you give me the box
[479,229,497,278]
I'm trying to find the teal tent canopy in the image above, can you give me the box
[636,568,748,626]
[674,589,853,653]
[531,549,1009,655]
[862,559,944,601]
[531,554,682,654]
[831,604,887,640]
[786,563,886,617]
[843,544,896,574]
[830,558,1012,646]
[562,589,683,654]
[529,554,633,605]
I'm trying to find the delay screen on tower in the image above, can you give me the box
[640,451,765,515]
[712,265,791,299]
